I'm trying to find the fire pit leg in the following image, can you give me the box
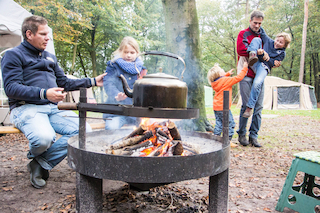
[208,168,229,213]
[76,173,103,212]
[75,88,103,212]
[208,91,229,212]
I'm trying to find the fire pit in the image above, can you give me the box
[59,88,231,213]
[68,129,229,183]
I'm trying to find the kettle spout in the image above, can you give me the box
[119,74,133,98]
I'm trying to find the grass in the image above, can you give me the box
[206,105,320,120]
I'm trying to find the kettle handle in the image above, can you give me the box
[136,51,186,80]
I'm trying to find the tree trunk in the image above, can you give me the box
[299,0,309,83]
[90,27,97,77]
[312,53,319,100]
[71,36,78,74]
[161,0,213,132]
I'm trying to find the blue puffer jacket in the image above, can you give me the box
[1,40,93,110]
[103,60,139,106]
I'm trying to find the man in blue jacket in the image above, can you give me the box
[1,15,106,189]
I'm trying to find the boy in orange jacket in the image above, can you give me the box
[207,62,248,140]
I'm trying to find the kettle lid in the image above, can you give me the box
[142,72,178,80]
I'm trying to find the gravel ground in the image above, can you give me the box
[0,114,319,213]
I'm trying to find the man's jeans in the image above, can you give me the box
[214,110,235,140]
[237,76,264,139]
[247,37,268,109]
[10,104,92,170]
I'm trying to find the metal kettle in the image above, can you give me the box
[120,51,188,109]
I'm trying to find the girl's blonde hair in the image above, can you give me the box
[111,36,141,62]
[207,64,223,84]
[276,32,292,48]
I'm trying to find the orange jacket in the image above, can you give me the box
[210,66,248,111]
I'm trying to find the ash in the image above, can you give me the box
[103,182,209,212]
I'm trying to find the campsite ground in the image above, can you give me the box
[0,107,319,213]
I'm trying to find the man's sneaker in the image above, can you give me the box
[249,137,262,147]
[248,51,258,66]
[238,135,249,146]
[243,107,253,118]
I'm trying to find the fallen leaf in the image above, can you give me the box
[65,204,72,210]
[263,207,272,212]
[40,206,47,210]
[266,192,273,197]
[2,186,13,191]
[230,142,238,148]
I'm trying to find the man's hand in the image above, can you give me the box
[273,60,281,68]
[95,73,108,87]
[257,49,264,55]
[243,61,248,68]
[46,88,66,103]
[115,92,127,101]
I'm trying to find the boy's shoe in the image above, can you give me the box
[243,107,253,118]
[249,137,262,147]
[238,135,249,146]
[248,51,258,66]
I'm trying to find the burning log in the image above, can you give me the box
[106,120,200,157]
[137,130,153,143]
[168,120,181,140]
[172,141,183,155]
[147,143,167,157]
[106,141,153,155]
[123,124,147,140]
[109,130,153,150]
[110,135,144,150]
[156,128,171,140]
[111,149,132,156]
[123,141,152,151]
[156,134,170,145]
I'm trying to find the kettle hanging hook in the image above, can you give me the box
[135,51,186,80]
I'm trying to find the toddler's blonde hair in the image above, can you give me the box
[111,36,141,62]
[276,32,292,48]
[207,64,223,84]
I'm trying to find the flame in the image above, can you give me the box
[140,118,150,126]
[157,141,171,157]
[140,146,155,156]
[134,119,184,156]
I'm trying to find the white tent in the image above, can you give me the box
[0,0,55,54]
[204,86,213,107]
[237,76,317,110]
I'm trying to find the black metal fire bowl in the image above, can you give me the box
[68,129,229,184]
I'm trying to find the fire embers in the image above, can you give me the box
[106,120,200,157]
